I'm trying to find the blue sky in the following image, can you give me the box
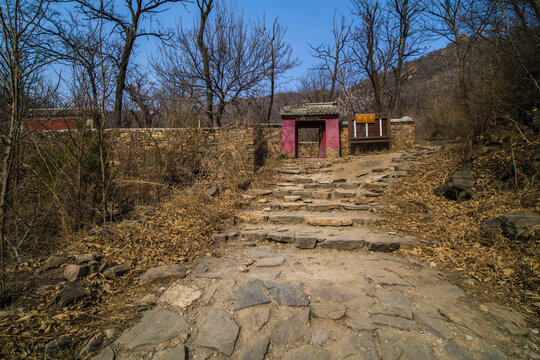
[138,0,353,91]
[72,0,447,94]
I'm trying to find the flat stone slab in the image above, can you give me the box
[311,303,347,320]
[255,256,286,268]
[307,203,340,211]
[311,330,330,345]
[284,195,302,201]
[239,335,270,360]
[319,236,364,250]
[346,311,376,331]
[248,249,274,258]
[306,217,353,226]
[264,281,310,306]
[333,189,356,198]
[366,270,410,286]
[282,345,330,360]
[139,264,187,284]
[415,284,464,299]
[378,291,413,319]
[293,178,314,184]
[270,309,310,345]
[159,345,187,360]
[248,269,281,280]
[236,212,269,224]
[367,241,401,252]
[295,233,321,249]
[194,309,240,356]
[341,204,370,211]
[157,283,202,310]
[246,189,272,196]
[414,311,455,340]
[266,233,295,243]
[117,310,189,349]
[334,333,379,360]
[268,213,305,224]
[279,169,301,174]
[309,284,361,303]
[380,332,435,360]
[370,313,419,330]
[235,306,270,333]
[232,280,271,310]
[443,341,475,360]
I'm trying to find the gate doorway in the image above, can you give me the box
[296,121,326,158]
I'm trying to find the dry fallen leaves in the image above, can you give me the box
[379,141,539,320]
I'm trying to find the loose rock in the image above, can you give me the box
[63,264,90,282]
[51,281,86,307]
[103,263,130,279]
[139,264,187,284]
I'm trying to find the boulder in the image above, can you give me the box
[63,264,90,282]
[482,211,540,239]
[103,263,130,279]
[74,252,101,264]
[442,163,474,201]
[139,264,187,284]
[43,255,67,270]
[51,282,86,307]
[45,336,72,355]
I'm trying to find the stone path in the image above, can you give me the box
[93,146,539,360]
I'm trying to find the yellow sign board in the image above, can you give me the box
[355,114,376,123]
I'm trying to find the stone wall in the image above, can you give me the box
[106,121,414,183]
[390,123,415,151]
[108,128,256,187]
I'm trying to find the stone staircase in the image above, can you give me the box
[232,148,436,253]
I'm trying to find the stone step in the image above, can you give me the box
[252,201,371,212]
[234,224,421,252]
[245,189,273,196]
[235,211,382,227]
[278,169,301,175]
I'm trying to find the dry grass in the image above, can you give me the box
[379,141,539,320]
[0,188,243,359]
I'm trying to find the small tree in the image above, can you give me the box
[309,11,351,101]
[0,0,56,291]
[163,1,270,126]
[349,0,395,112]
[260,16,299,123]
[70,0,187,127]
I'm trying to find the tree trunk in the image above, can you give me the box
[113,31,137,127]
[0,82,20,292]
[266,55,275,123]
[197,0,214,126]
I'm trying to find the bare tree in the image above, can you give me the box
[260,16,299,123]
[309,11,351,101]
[161,2,270,126]
[388,0,425,116]
[51,13,116,223]
[195,0,214,126]
[422,0,493,119]
[70,0,187,127]
[0,0,56,291]
[350,0,395,112]
[298,69,332,103]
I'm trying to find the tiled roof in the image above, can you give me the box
[280,102,340,116]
